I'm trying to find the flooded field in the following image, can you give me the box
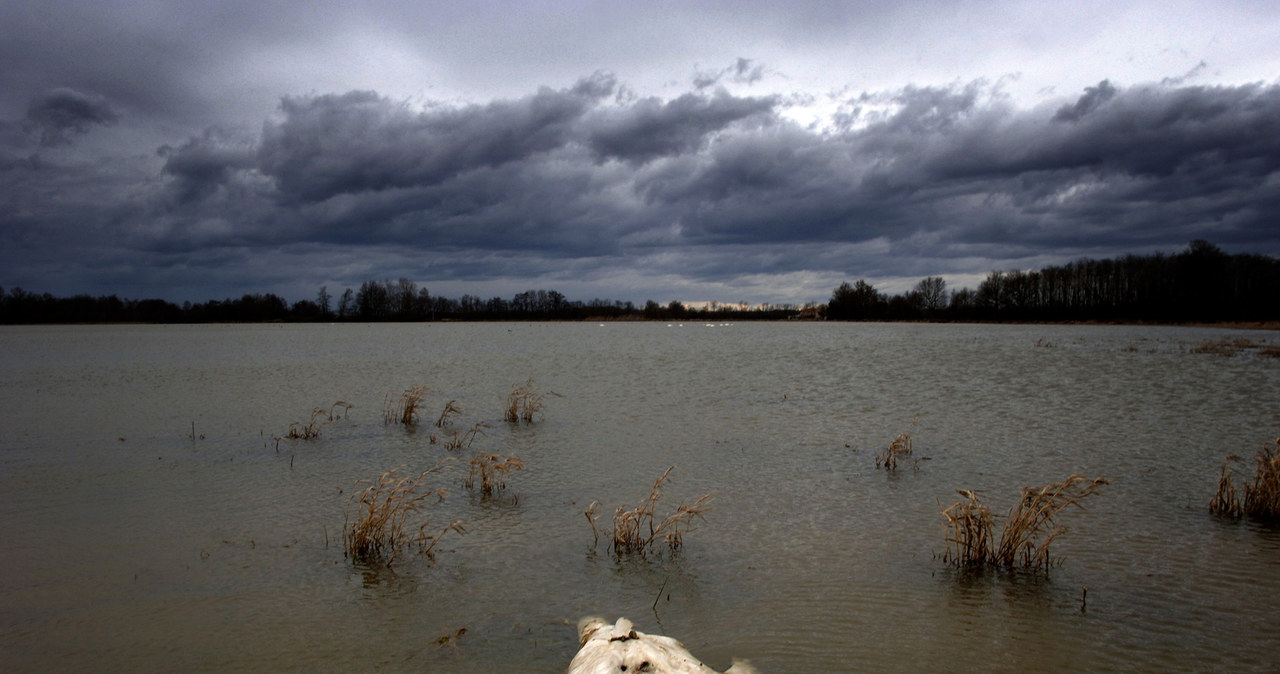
[1,321,1278,672]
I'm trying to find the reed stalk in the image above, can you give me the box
[942,475,1109,571]
[1213,440,1280,519]
[591,466,713,557]
[283,401,353,441]
[504,378,561,423]
[384,385,430,426]
[445,421,490,450]
[464,452,524,496]
[940,489,994,567]
[435,400,463,428]
[285,408,327,440]
[1243,442,1280,517]
[343,461,464,566]
[1210,457,1244,518]
[876,432,913,470]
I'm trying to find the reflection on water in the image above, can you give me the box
[2,322,1279,672]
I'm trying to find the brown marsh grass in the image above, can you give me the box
[876,432,914,470]
[445,421,491,450]
[504,378,561,423]
[435,400,463,428]
[941,474,1109,571]
[586,466,712,557]
[1210,457,1244,518]
[285,408,326,440]
[281,401,354,442]
[464,452,523,497]
[1190,337,1280,358]
[343,462,465,566]
[1211,439,1280,519]
[384,385,430,426]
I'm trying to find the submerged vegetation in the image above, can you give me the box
[445,422,491,450]
[465,453,524,498]
[384,385,430,426]
[344,463,465,566]
[435,400,463,428]
[504,379,560,423]
[280,401,353,442]
[1189,338,1280,358]
[875,432,914,470]
[586,466,713,557]
[1210,440,1280,519]
[941,475,1110,572]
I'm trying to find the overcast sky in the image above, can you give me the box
[3,0,1278,306]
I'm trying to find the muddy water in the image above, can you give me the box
[1,322,1278,672]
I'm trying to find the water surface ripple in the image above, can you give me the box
[2,322,1278,672]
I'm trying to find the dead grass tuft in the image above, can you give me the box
[942,474,1109,571]
[1210,456,1245,518]
[281,401,354,443]
[1211,440,1280,519]
[1190,337,1278,358]
[464,453,524,497]
[504,378,561,423]
[939,489,994,566]
[384,385,430,426]
[435,400,463,428]
[285,408,327,440]
[876,432,914,470]
[343,462,465,566]
[445,421,491,450]
[588,466,713,557]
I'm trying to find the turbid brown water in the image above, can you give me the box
[2,322,1278,672]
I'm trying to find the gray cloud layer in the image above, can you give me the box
[2,72,1278,303]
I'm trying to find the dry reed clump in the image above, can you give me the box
[586,466,713,557]
[504,378,561,423]
[384,385,430,426]
[445,421,491,450]
[1190,337,1277,358]
[1210,457,1244,518]
[941,474,1109,571]
[464,452,524,497]
[1210,439,1280,519]
[281,401,354,442]
[876,432,914,470]
[285,408,326,440]
[343,462,465,566]
[435,400,463,428]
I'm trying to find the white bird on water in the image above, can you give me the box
[568,617,758,674]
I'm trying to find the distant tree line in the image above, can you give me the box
[0,279,797,324]
[2,241,1275,325]
[827,241,1280,323]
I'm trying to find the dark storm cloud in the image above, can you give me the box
[159,129,258,203]
[256,73,617,203]
[3,71,1279,303]
[1053,79,1117,121]
[630,79,1280,258]
[24,87,118,146]
[583,90,778,163]
[692,58,767,90]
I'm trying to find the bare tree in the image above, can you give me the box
[317,285,332,317]
[913,276,947,313]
